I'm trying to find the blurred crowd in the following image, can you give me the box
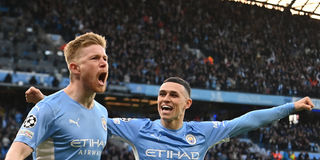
[1,0,320,159]
[249,120,320,152]
[0,0,319,98]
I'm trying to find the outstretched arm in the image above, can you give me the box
[25,86,45,104]
[227,96,314,137]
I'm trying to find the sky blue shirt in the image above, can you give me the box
[107,103,295,160]
[14,90,108,160]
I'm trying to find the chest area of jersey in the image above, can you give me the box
[53,111,108,148]
[136,132,205,159]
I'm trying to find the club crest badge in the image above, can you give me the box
[101,117,107,131]
[186,134,196,145]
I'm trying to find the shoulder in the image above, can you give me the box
[186,121,226,130]
[109,117,151,125]
[107,118,152,132]
[34,90,68,114]
[94,100,108,112]
[39,90,65,106]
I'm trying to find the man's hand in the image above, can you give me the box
[294,96,315,111]
[25,86,44,104]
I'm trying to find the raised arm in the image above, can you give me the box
[227,96,314,137]
[25,86,44,104]
[5,142,33,160]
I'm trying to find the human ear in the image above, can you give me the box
[69,63,80,74]
[185,98,192,109]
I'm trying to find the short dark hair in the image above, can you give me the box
[163,77,191,97]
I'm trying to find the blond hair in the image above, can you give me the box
[64,32,107,65]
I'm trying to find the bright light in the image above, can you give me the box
[229,0,320,20]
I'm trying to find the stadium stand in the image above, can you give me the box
[0,0,319,98]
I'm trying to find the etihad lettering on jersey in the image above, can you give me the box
[71,139,105,156]
[146,149,199,159]
[71,139,105,148]
[78,149,101,156]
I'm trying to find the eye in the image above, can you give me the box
[159,92,166,96]
[170,93,178,97]
[91,56,99,60]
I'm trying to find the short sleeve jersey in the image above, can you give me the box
[108,118,229,160]
[14,90,108,160]
[107,103,294,160]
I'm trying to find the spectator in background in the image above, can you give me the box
[3,73,12,83]
[51,76,60,87]
[28,76,37,85]
[14,111,23,125]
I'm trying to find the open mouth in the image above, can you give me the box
[98,72,107,84]
[161,105,173,111]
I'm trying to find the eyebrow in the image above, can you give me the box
[159,90,178,94]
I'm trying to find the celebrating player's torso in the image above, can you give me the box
[108,118,231,160]
[15,91,108,160]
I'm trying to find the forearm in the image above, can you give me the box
[228,103,295,137]
[5,153,26,160]
[5,142,33,160]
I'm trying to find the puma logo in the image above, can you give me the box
[69,118,80,127]
[151,134,161,141]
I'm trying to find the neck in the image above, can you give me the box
[160,118,184,130]
[64,83,96,109]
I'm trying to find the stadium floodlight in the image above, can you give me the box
[228,0,320,20]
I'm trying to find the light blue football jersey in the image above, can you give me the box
[14,90,108,160]
[107,103,294,160]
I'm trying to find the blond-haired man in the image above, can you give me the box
[6,32,109,160]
